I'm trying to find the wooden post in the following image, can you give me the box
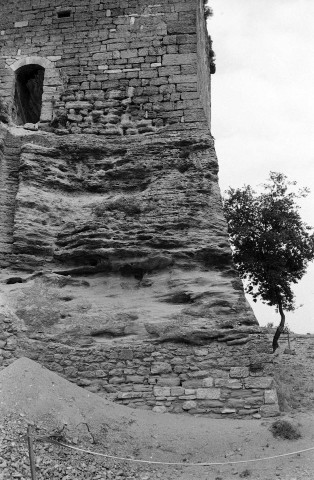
[27,425,37,480]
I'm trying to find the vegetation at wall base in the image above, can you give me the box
[270,420,301,440]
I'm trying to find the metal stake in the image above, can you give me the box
[27,425,37,480]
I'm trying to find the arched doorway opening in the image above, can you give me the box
[14,64,45,124]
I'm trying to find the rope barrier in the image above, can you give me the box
[41,438,314,467]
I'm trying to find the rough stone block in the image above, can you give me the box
[194,348,208,356]
[121,49,138,59]
[65,101,91,110]
[117,391,142,399]
[151,362,172,374]
[181,65,196,75]
[162,53,196,66]
[68,114,83,122]
[182,400,197,410]
[180,92,199,100]
[187,370,210,379]
[158,66,180,76]
[230,367,250,378]
[109,368,123,376]
[264,389,278,405]
[14,21,29,28]
[179,394,196,400]
[169,74,197,84]
[214,378,242,389]
[157,376,181,386]
[120,349,134,360]
[198,400,224,408]
[179,44,197,54]
[182,379,203,389]
[152,405,167,413]
[196,388,221,400]
[170,387,185,396]
[226,399,245,409]
[170,357,185,366]
[126,375,144,383]
[109,376,125,384]
[153,386,171,397]
[221,408,236,414]
[167,22,196,35]
[202,377,214,387]
[237,408,259,416]
[166,45,178,54]
[184,389,196,395]
[244,377,273,389]
[94,370,107,378]
[77,379,91,386]
[139,70,157,79]
[184,109,207,122]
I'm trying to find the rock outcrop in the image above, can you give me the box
[0,125,258,346]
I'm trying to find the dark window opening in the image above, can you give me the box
[57,10,71,18]
[14,64,45,125]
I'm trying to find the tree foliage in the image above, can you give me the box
[223,172,314,351]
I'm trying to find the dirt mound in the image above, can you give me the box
[0,357,158,452]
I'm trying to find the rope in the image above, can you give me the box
[44,439,314,467]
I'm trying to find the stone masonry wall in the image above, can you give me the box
[0,305,21,370]
[0,0,212,134]
[17,335,280,418]
[196,0,211,126]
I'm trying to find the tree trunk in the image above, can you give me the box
[272,297,285,352]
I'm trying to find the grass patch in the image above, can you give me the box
[270,420,301,440]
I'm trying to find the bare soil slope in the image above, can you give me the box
[0,357,314,480]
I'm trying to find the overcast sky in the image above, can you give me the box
[209,0,314,333]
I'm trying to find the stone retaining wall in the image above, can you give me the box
[0,306,20,370]
[17,334,280,418]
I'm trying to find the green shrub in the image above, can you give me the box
[270,420,301,440]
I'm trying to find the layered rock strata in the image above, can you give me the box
[0,125,258,340]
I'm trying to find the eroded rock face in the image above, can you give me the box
[0,125,258,345]
[14,130,224,267]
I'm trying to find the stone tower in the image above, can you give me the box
[0,0,279,417]
[0,0,212,131]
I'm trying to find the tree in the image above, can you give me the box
[223,172,314,352]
